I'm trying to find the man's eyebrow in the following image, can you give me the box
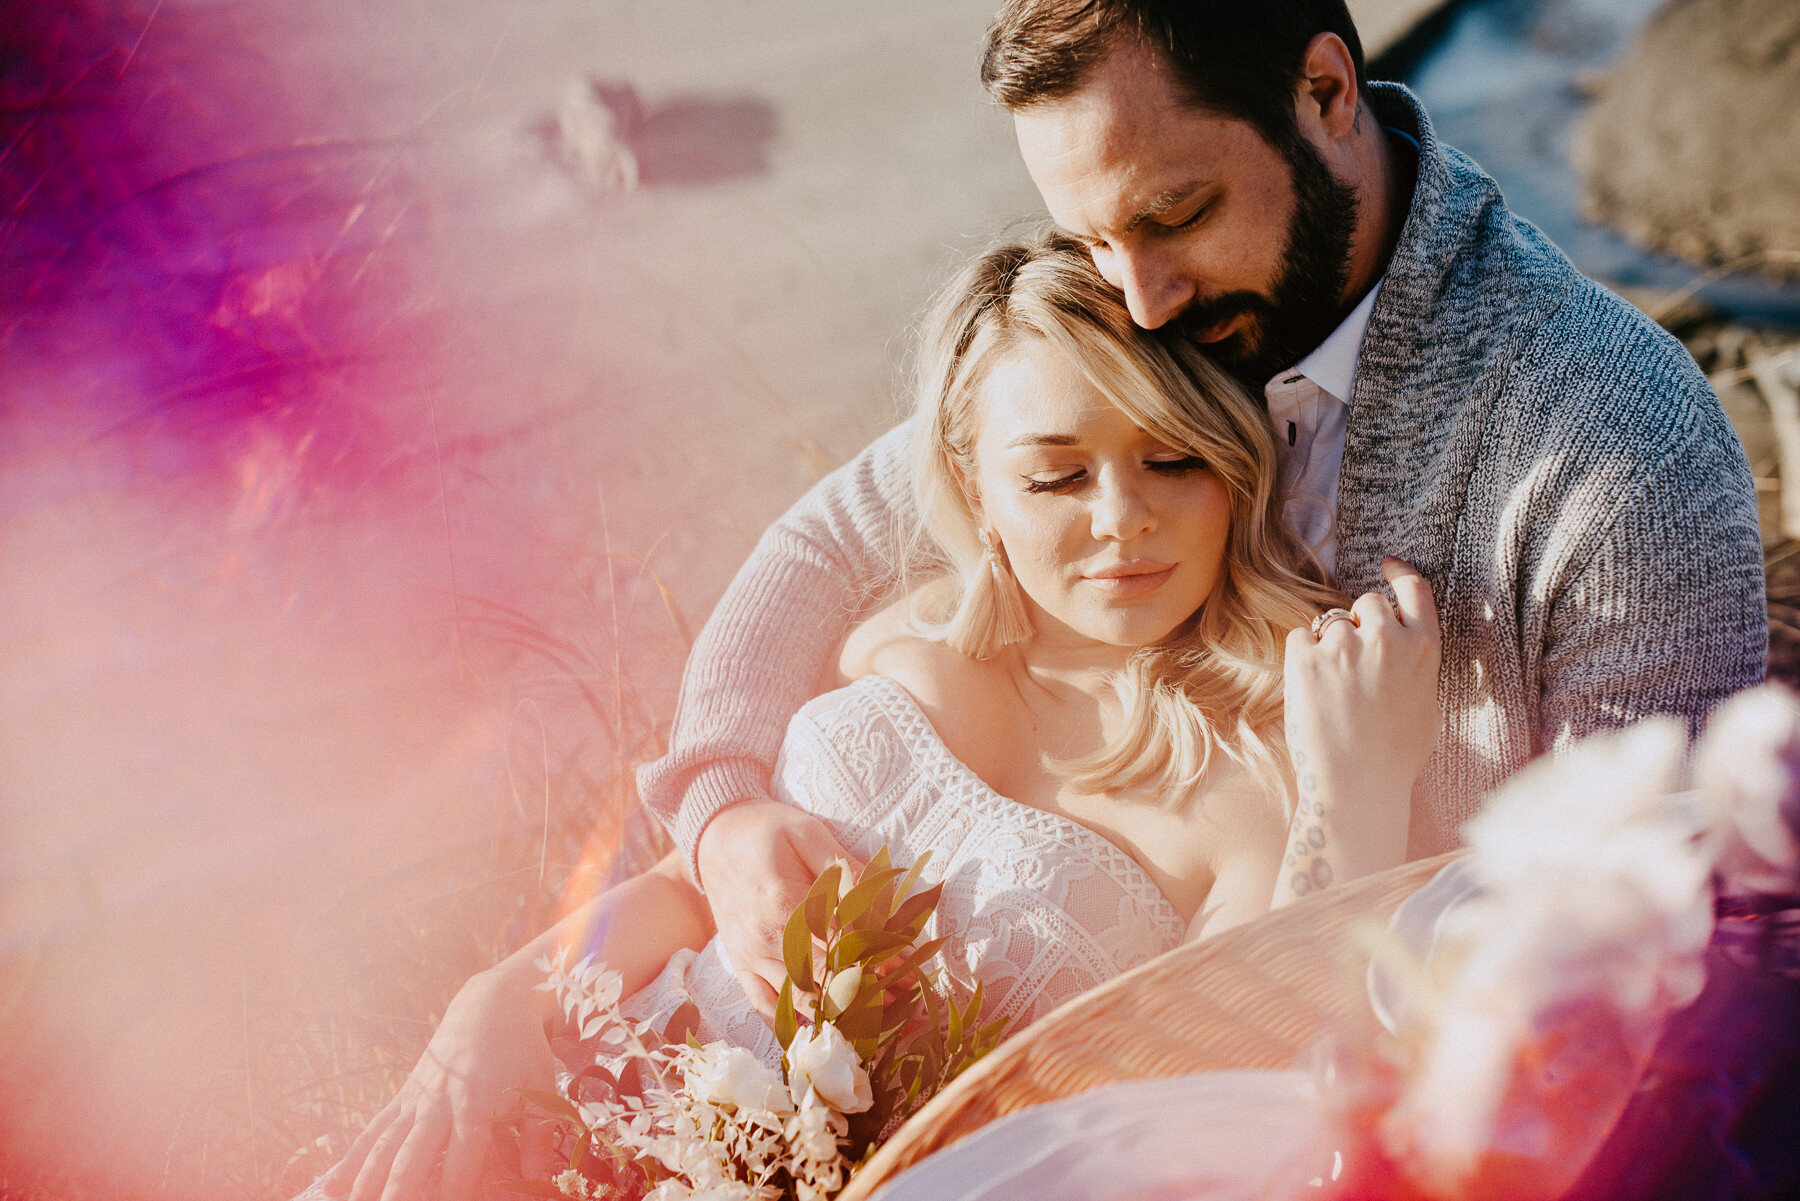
[1124,182,1208,233]
[1055,221,1103,248]
[1056,183,1212,247]
[1005,433,1082,448]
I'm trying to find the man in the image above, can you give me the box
[639,0,1766,1013]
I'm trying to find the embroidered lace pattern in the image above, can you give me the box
[624,674,1185,1066]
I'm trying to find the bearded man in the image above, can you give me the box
[639,0,1766,1013]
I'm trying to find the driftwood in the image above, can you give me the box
[1708,329,1800,539]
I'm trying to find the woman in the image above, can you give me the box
[312,228,1439,1201]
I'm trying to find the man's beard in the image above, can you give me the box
[1171,135,1360,390]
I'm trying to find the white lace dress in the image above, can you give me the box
[623,673,1187,1067]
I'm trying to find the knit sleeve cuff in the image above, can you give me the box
[669,758,776,889]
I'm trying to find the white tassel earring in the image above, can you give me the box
[957,527,1031,656]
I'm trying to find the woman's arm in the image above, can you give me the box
[321,854,711,1201]
[1273,558,1441,907]
[638,423,932,1020]
[638,421,923,874]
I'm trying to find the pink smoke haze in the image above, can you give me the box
[0,0,1061,1193]
[0,0,798,1193]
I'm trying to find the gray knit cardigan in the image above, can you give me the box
[639,83,1767,871]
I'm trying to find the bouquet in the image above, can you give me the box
[507,848,1006,1200]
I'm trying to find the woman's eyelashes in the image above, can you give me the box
[1147,454,1208,474]
[1022,470,1083,495]
[1019,455,1207,494]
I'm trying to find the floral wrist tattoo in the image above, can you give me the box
[1284,748,1335,896]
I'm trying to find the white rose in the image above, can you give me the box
[785,1021,873,1114]
[686,1042,791,1113]
[552,1168,592,1199]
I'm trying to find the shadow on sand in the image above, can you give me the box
[593,80,778,187]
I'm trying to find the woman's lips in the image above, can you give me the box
[1083,563,1175,598]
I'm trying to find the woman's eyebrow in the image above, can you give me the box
[1005,433,1082,449]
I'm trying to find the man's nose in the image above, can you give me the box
[1091,472,1156,541]
[1114,246,1194,331]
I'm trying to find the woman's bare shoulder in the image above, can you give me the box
[838,584,996,708]
[838,586,1019,790]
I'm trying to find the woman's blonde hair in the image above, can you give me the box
[908,225,1339,804]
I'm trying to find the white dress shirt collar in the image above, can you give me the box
[1261,279,1385,577]
[1288,279,1382,404]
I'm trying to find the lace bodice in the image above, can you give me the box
[625,675,1186,1066]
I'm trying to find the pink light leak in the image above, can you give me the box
[1,1,709,1195]
[0,0,1047,1193]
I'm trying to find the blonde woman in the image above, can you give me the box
[314,228,1439,1201]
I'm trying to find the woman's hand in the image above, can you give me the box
[696,798,859,1020]
[319,966,561,1201]
[1278,557,1442,899]
[315,854,709,1200]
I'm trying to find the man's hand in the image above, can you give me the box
[696,798,859,1020]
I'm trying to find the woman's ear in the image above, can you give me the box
[954,463,985,526]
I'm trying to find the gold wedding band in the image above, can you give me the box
[1310,608,1356,638]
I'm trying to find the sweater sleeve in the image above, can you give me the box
[637,421,925,881]
[1536,409,1767,753]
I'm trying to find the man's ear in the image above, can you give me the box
[1294,32,1360,144]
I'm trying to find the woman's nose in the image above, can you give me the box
[1091,473,1156,541]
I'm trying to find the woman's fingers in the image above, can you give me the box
[1382,556,1439,634]
[378,1109,450,1201]
[324,1099,403,1193]
[439,1117,491,1201]
[1350,589,1396,632]
[1301,561,1438,651]
[350,1109,416,1201]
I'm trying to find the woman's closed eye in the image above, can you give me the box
[1021,454,1207,494]
[1022,470,1084,495]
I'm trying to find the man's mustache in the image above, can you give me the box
[1168,292,1271,349]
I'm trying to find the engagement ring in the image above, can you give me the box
[1310,608,1357,638]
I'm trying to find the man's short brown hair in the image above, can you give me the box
[981,0,1367,151]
